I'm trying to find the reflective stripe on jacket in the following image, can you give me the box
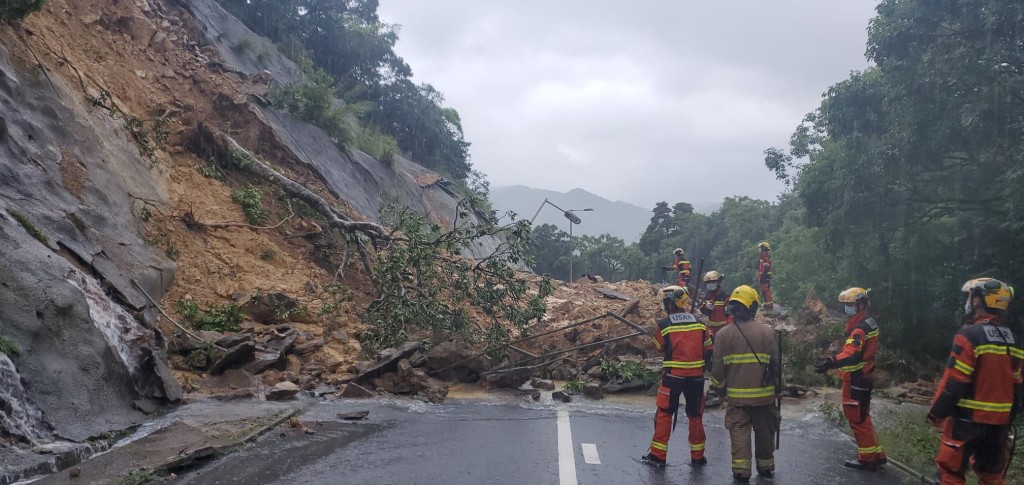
[711,319,779,406]
[653,312,712,377]
[833,311,880,379]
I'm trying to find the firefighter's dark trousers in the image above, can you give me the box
[648,375,705,461]
[935,418,1009,485]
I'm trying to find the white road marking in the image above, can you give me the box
[557,408,578,485]
[581,443,601,465]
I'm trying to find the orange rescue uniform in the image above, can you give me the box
[757,253,773,307]
[647,312,713,462]
[832,309,885,464]
[929,313,1023,485]
[674,258,693,287]
[700,287,729,338]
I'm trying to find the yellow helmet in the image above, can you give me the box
[838,287,870,303]
[757,241,771,251]
[729,285,760,310]
[673,248,685,257]
[703,271,723,283]
[962,278,1014,311]
[659,285,690,310]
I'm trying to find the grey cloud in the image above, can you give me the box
[379,1,878,208]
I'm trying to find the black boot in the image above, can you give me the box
[733,472,751,482]
[640,453,666,468]
[691,457,707,466]
[843,459,879,472]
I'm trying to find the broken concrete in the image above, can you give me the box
[355,341,421,383]
[266,381,300,401]
[530,378,556,391]
[208,342,256,375]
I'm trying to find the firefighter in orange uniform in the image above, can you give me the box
[928,278,1022,485]
[641,285,713,467]
[667,248,692,288]
[757,242,773,310]
[700,271,729,338]
[814,287,886,470]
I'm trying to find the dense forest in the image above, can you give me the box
[530,0,1024,361]
[216,0,473,181]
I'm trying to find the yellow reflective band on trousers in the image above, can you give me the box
[651,336,661,349]
[858,445,884,454]
[708,320,728,327]
[722,353,771,365]
[957,399,1012,412]
[839,361,867,373]
[662,324,705,336]
[664,360,704,369]
[650,440,668,451]
[756,458,775,468]
[952,359,974,376]
[690,443,705,451]
[726,386,775,399]
[732,458,751,468]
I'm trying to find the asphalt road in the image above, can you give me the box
[175,392,916,485]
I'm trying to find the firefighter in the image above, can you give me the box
[928,278,1022,485]
[641,285,713,468]
[756,242,773,310]
[711,285,780,482]
[814,287,886,470]
[700,271,729,337]
[664,248,692,288]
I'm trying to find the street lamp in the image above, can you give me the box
[567,208,594,283]
[529,199,594,282]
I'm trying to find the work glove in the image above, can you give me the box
[813,357,834,374]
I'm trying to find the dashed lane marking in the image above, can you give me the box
[557,408,578,485]
[581,443,601,465]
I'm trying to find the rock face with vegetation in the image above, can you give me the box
[0,0,534,462]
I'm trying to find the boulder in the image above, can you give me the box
[582,383,605,400]
[603,379,647,394]
[310,386,337,398]
[244,351,284,375]
[240,292,310,324]
[479,367,533,390]
[521,389,541,401]
[337,410,369,421]
[294,339,325,355]
[264,330,299,355]
[530,378,556,391]
[340,383,374,398]
[266,381,300,401]
[114,15,157,43]
[355,341,420,383]
[208,342,255,375]
[547,363,578,381]
[552,391,573,403]
[425,341,491,382]
[216,333,253,349]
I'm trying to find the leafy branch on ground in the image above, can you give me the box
[563,379,585,393]
[231,185,269,225]
[176,299,244,332]
[360,204,554,355]
[599,358,658,387]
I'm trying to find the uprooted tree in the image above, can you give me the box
[189,123,554,360]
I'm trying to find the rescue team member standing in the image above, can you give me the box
[665,248,692,288]
[641,286,712,467]
[814,287,886,470]
[700,271,729,338]
[928,278,1022,485]
[756,242,773,310]
[711,285,780,482]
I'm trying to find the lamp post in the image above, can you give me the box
[567,208,593,282]
[529,199,593,282]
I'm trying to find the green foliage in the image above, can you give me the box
[0,333,20,357]
[216,0,473,180]
[259,248,276,261]
[176,300,244,332]
[818,402,843,426]
[763,0,1024,360]
[872,407,941,477]
[0,0,47,22]
[599,359,658,387]
[354,122,399,164]
[9,210,49,246]
[122,115,168,159]
[268,58,359,147]
[563,379,586,393]
[361,205,554,354]
[231,185,269,226]
[115,468,157,485]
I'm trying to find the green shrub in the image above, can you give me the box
[355,123,399,165]
[232,186,269,225]
[176,300,244,332]
[563,379,585,393]
[9,210,50,246]
[599,358,659,387]
[0,0,47,22]
[0,333,20,357]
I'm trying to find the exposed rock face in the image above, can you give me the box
[0,45,178,442]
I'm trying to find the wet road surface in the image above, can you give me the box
[175,392,915,485]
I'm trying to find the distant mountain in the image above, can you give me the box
[490,186,652,242]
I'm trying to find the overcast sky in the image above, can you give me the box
[378,1,878,209]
